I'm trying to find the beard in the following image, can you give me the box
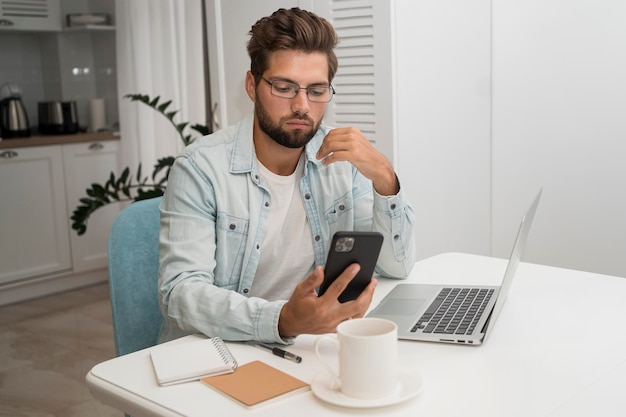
[255,97,321,149]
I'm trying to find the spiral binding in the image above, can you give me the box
[211,337,238,370]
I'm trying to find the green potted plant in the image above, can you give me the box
[71,94,210,235]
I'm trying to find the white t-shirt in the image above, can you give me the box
[248,156,315,300]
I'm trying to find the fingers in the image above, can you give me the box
[316,127,362,162]
[307,265,325,289]
[340,278,377,317]
[317,128,397,195]
[358,277,377,300]
[292,266,324,298]
[320,263,361,299]
[320,264,376,320]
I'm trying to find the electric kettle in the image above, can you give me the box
[0,83,31,138]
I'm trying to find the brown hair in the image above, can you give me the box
[247,7,338,84]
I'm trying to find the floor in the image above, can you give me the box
[0,283,122,417]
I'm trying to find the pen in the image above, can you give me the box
[253,343,302,363]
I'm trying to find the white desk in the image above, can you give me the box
[86,253,626,416]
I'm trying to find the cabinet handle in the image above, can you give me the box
[0,150,18,159]
[88,142,104,151]
[0,19,15,27]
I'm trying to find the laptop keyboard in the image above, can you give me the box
[411,287,495,335]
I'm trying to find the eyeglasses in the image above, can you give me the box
[262,78,335,103]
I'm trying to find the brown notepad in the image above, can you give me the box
[201,360,310,408]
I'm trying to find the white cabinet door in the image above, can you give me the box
[311,0,395,164]
[0,145,71,284]
[0,0,61,31]
[63,140,121,273]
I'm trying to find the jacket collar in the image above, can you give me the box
[230,112,326,175]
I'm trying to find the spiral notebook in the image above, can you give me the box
[150,337,238,386]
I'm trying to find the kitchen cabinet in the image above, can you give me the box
[63,140,121,273]
[0,135,121,305]
[0,0,61,32]
[0,145,72,285]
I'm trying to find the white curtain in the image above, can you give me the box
[115,0,206,172]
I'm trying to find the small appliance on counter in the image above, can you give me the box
[0,83,31,139]
[38,101,79,135]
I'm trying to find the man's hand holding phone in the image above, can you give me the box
[278,232,383,338]
[278,264,377,338]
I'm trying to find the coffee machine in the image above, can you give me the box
[0,83,31,138]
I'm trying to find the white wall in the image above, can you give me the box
[395,0,493,261]
[396,0,626,277]
[492,0,626,277]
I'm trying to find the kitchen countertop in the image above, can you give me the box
[0,132,120,149]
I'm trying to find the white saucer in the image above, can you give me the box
[310,369,423,408]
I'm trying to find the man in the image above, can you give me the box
[158,7,416,344]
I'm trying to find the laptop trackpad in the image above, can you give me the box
[375,298,427,316]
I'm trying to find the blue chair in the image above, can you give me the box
[108,197,163,357]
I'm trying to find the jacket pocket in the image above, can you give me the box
[324,194,354,225]
[214,213,248,285]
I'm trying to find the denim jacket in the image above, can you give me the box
[158,113,416,344]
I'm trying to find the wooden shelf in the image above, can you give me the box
[0,132,120,149]
[64,25,115,31]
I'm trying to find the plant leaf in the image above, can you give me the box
[191,123,210,136]
[149,96,160,107]
[135,164,143,182]
[73,94,210,235]
[157,100,172,112]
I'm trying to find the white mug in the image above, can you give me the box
[314,317,399,399]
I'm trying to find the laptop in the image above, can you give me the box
[367,189,542,345]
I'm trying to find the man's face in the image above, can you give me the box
[247,50,330,149]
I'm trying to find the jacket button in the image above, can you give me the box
[229,223,236,230]
[315,235,321,241]
[305,193,311,200]
[243,288,249,294]
[390,203,396,210]
[339,204,345,211]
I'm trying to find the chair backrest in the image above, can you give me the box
[108,197,163,356]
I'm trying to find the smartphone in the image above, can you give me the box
[318,231,384,303]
